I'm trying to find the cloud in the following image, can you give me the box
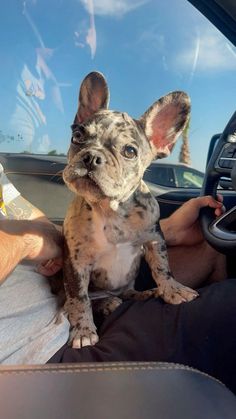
[139,27,165,50]
[86,15,97,58]
[79,0,149,16]
[74,0,97,58]
[176,27,236,73]
[76,0,149,58]
[137,26,168,69]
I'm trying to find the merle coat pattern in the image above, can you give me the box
[63,71,198,348]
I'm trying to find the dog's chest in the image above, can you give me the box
[64,198,142,290]
[91,241,140,291]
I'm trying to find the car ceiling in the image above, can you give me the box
[188,0,236,45]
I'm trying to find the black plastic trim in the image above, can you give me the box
[188,0,236,46]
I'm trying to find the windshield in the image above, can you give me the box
[0,0,235,174]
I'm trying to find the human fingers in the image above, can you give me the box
[195,195,225,218]
[214,204,226,217]
[195,195,223,210]
[178,196,222,222]
[204,195,225,216]
[215,194,226,215]
[37,257,63,276]
[216,193,223,203]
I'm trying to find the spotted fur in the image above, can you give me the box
[63,71,198,348]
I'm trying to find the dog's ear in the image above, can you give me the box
[140,92,190,158]
[75,72,109,123]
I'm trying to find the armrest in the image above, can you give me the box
[0,362,235,419]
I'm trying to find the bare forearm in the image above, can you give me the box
[0,196,47,283]
[0,231,27,283]
[160,205,226,288]
[160,218,175,246]
[0,182,63,283]
[0,217,63,283]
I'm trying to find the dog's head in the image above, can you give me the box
[63,71,190,208]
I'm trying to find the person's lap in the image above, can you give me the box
[0,263,70,364]
[48,276,236,395]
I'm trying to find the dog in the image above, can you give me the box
[63,71,198,349]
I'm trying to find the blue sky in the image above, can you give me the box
[0,0,235,171]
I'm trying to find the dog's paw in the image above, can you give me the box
[73,332,99,349]
[158,278,199,304]
[92,296,122,316]
[69,327,99,349]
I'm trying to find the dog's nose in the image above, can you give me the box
[82,152,105,170]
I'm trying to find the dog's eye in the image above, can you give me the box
[71,124,86,145]
[122,145,137,159]
[71,131,83,145]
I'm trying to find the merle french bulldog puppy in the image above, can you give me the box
[63,71,198,348]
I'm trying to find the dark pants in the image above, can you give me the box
[48,271,236,394]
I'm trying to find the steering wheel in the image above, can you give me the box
[200,111,236,254]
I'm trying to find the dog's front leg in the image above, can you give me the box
[143,224,199,304]
[64,257,98,348]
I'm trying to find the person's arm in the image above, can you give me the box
[0,219,63,283]
[0,189,63,283]
[160,195,226,287]
[160,195,224,247]
[0,226,28,282]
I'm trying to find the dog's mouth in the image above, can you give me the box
[80,171,102,189]
[69,170,105,198]
[87,171,100,186]
[64,162,120,201]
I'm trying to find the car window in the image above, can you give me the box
[0,0,235,218]
[144,166,176,187]
[174,167,204,188]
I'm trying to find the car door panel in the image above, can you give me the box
[0,153,73,220]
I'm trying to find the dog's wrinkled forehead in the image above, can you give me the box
[86,110,143,141]
[71,109,148,153]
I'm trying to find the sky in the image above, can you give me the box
[0,0,235,171]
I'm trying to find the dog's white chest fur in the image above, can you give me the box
[91,206,141,289]
[93,242,138,290]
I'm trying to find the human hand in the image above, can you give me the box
[160,195,224,247]
[0,219,63,262]
[23,220,64,262]
[37,257,63,277]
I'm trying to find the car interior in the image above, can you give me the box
[0,0,236,417]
